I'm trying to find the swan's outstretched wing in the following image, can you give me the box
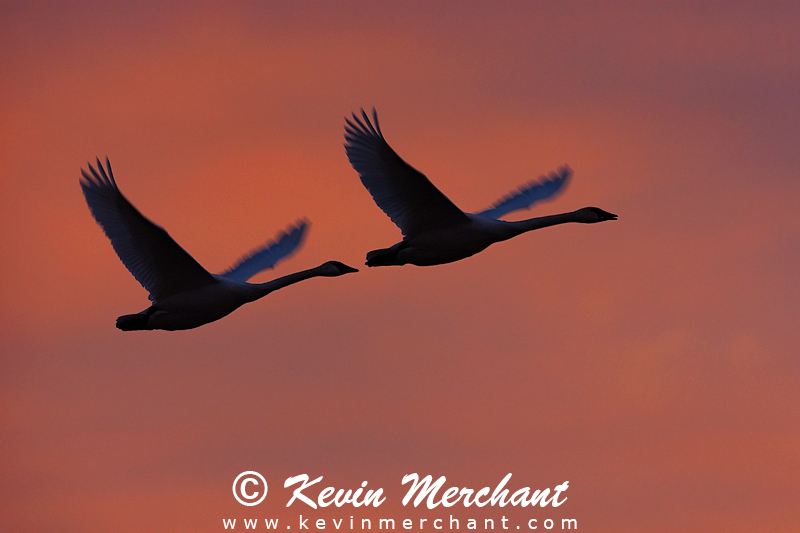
[476,166,572,220]
[344,108,469,238]
[80,158,217,301]
[221,220,308,282]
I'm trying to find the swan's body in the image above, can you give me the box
[81,159,357,330]
[344,109,617,267]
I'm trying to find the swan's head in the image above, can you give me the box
[319,261,359,276]
[576,207,618,223]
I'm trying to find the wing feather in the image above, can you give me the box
[221,220,308,282]
[477,166,572,219]
[80,158,217,301]
[344,108,469,238]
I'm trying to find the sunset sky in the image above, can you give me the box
[2,2,799,532]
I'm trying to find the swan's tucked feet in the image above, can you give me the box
[365,241,409,267]
[366,248,397,267]
[116,306,157,331]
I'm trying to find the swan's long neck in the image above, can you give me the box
[504,211,582,237]
[246,266,327,301]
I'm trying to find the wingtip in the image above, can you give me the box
[79,167,92,186]
[290,217,310,230]
[294,218,310,244]
[344,107,382,139]
[81,157,118,189]
[371,107,382,136]
[83,159,102,186]
[283,219,310,244]
[104,157,117,186]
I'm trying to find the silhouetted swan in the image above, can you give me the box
[81,158,358,330]
[344,109,617,267]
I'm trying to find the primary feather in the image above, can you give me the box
[344,108,470,238]
[477,166,572,219]
[221,220,309,282]
[80,158,216,301]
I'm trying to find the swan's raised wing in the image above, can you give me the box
[80,158,217,301]
[344,109,469,238]
[476,166,572,220]
[221,220,308,282]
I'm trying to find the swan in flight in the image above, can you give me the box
[344,109,617,267]
[81,158,358,330]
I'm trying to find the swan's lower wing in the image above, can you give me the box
[477,166,572,220]
[81,158,217,301]
[221,219,308,282]
[344,109,469,238]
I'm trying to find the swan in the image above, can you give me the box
[344,109,617,267]
[80,158,358,330]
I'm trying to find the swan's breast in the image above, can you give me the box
[148,279,253,330]
[400,216,512,266]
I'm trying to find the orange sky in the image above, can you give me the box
[2,2,799,532]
